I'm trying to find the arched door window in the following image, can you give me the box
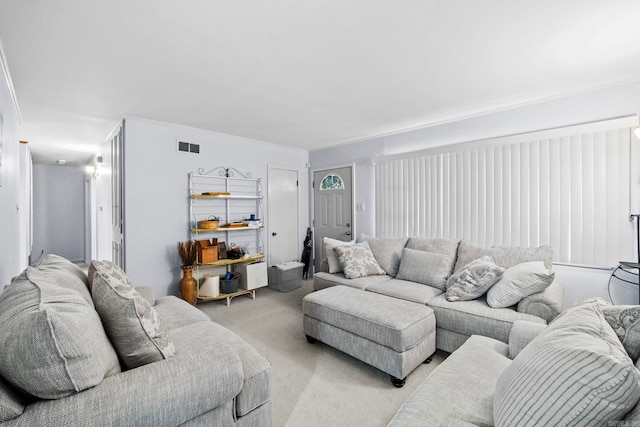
[320,173,344,190]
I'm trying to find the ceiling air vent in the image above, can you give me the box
[177,140,200,154]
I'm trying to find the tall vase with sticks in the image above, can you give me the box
[178,241,198,305]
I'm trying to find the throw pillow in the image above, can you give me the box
[396,248,451,291]
[601,305,640,362]
[445,256,504,301]
[486,261,555,308]
[90,260,175,369]
[333,241,386,279]
[406,237,459,278]
[36,253,94,306]
[323,237,355,274]
[494,300,640,427]
[360,236,409,277]
[0,267,121,399]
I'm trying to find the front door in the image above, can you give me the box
[313,166,353,274]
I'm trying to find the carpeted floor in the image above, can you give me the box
[197,279,447,427]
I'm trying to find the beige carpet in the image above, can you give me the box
[197,279,447,427]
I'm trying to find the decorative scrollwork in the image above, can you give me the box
[196,166,251,178]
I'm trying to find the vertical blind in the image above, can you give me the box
[375,116,638,268]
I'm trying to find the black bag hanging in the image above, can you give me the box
[301,227,313,279]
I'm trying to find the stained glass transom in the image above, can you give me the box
[320,174,344,190]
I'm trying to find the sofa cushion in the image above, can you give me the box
[0,267,120,399]
[312,271,393,291]
[358,236,408,277]
[406,237,459,276]
[366,278,444,305]
[323,237,354,274]
[388,335,511,426]
[36,253,94,306]
[90,260,175,369]
[454,241,553,272]
[333,241,386,279]
[486,261,555,308]
[428,294,546,344]
[396,248,451,291]
[445,256,504,301]
[601,305,640,362]
[0,375,27,422]
[494,300,640,427]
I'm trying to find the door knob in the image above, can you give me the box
[345,231,351,236]
[272,232,277,236]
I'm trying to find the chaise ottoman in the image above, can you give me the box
[302,286,436,387]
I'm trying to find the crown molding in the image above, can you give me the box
[0,36,22,124]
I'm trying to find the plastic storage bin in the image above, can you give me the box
[268,261,304,292]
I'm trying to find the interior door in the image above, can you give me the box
[268,167,299,265]
[313,166,353,274]
[111,125,124,268]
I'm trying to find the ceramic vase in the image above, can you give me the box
[179,266,197,305]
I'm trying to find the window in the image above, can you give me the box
[320,173,344,191]
[374,116,639,268]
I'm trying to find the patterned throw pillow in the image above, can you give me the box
[486,261,555,308]
[396,248,451,291]
[494,300,640,426]
[601,305,640,362]
[90,260,175,369]
[323,237,355,273]
[445,256,504,301]
[333,242,386,279]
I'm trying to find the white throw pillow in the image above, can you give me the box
[486,261,555,308]
[323,237,354,274]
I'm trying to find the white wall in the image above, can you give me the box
[123,118,309,296]
[309,80,640,305]
[32,164,85,262]
[0,62,27,284]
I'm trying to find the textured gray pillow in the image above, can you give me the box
[90,260,175,369]
[494,300,640,426]
[36,253,93,306]
[602,305,640,362]
[454,241,553,272]
[323,237,354,274]
[396,248,450,291]
[445,256,504,301]
[333,242,386,279]
[0,267,121,399]
[486,261,555,308]
[406,237,459,277]
[360,237,409,277]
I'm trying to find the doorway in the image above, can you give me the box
[312,165,354,274]
[268,166,299,266]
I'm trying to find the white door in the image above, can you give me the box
[313,166,353,273]
[268,167,299,266]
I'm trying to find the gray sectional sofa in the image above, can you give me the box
[314,237,568,353]
[0,254,272,426]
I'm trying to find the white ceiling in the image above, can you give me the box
[1,1,640,166]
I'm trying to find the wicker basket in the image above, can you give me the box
[199,216,220,229]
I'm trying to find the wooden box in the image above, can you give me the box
[198,239,219,264]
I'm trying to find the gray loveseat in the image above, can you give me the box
[0,254,272,426]
[388,299,640,426]
[314,237,568,353]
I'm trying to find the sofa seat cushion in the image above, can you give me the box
[153,295,211,331]
[0,268,121,399]
[90,260,175,369]
[388,335,511,426]
[168,320,271,417]
[428,294,545,344]
[365,279,443,305]
[454,241,553,272]
[312,271,392,291]
[494,299,640,426]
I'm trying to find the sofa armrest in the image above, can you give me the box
[13,342,243,426]
[517,278,565,323]
[134,286,156,305]
[508,320,547,359]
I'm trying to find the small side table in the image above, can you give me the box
[608,262,640,304]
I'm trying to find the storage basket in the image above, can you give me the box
[197,239,219,264]
[221,272,240,294]
[198,218,220,229]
